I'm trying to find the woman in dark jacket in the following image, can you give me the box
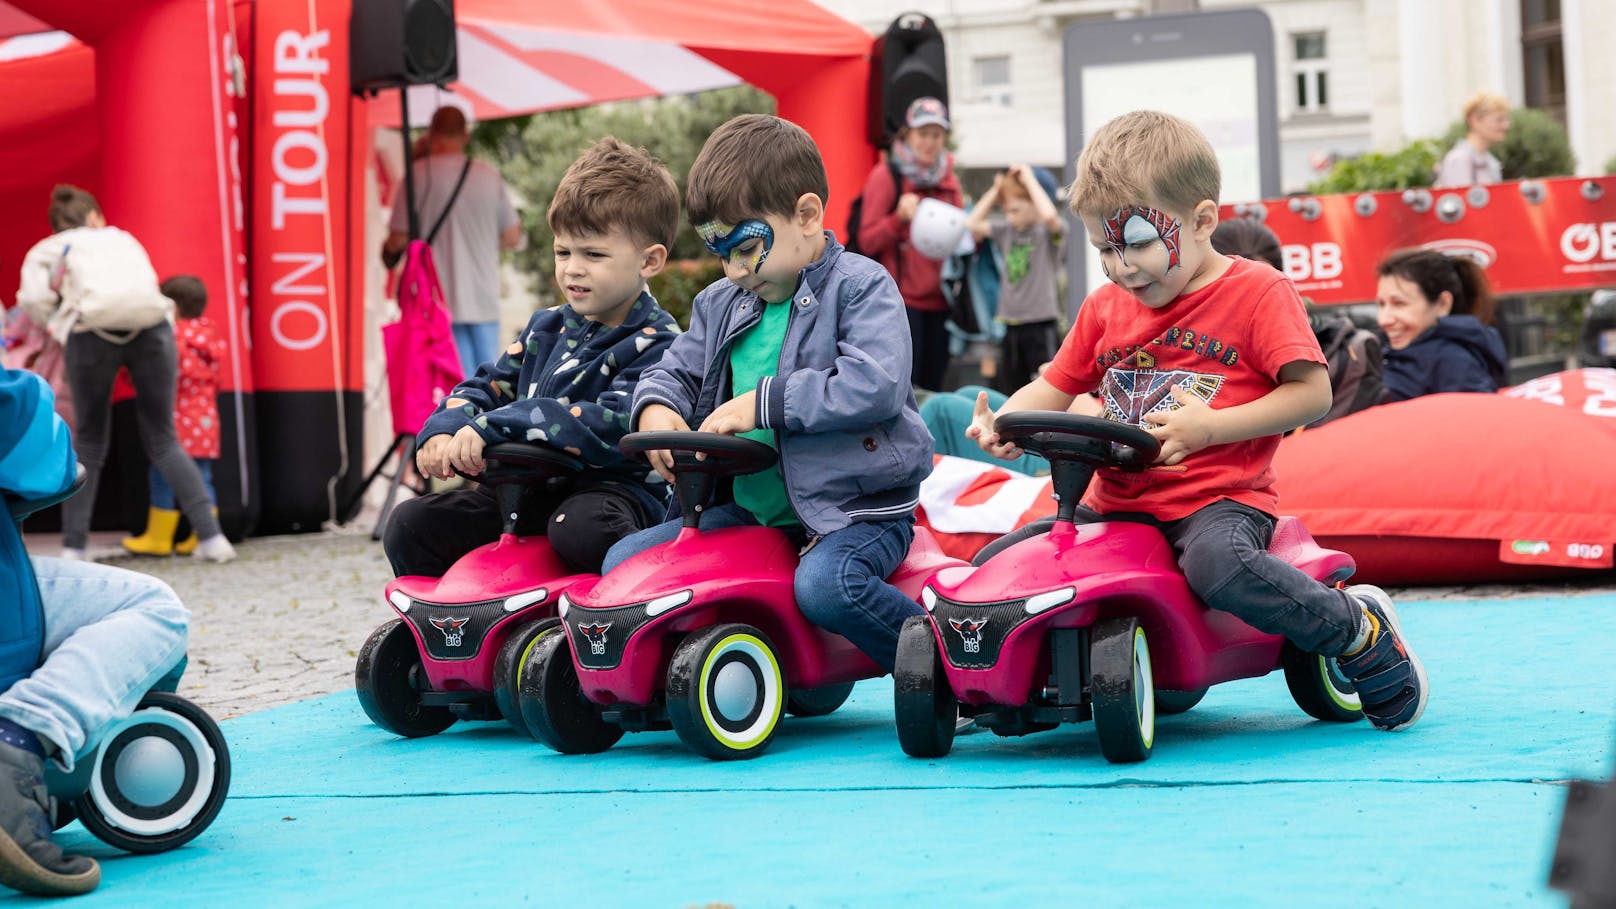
[1374,249,1507,402]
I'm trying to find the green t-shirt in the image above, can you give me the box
[729,297,798,528]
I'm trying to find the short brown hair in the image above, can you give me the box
[548,137,681,250]
[686,115,829,226]
[1067,111,1221,218]
[428,105,468,138]
[49,184,100,232]
[161,274,209,319]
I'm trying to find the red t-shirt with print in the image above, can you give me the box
[1042,256,1325,521]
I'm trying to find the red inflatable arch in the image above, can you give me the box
[0,0,877,534]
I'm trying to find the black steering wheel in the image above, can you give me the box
[619,431,776,478]
[993,411,1161,471]
[620,431,777,530]
[8,464,87,523]
[469,442,585,487]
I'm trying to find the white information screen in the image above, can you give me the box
[1078,53,1261,296]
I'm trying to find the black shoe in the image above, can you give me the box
[0,741,99,896]
[1335,585,1429,732]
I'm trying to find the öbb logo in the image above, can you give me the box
[1281,243,1342,281]
[1560,222,1616,263]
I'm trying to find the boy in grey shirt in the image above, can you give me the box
[967,165,1066,392]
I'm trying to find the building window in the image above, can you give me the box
[1292,32,1328,113]
[972,55,1012,107]
[1521,0,1565,124]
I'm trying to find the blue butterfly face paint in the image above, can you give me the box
[695,219,774,274]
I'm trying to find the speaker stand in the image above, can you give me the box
[339,432,426,540]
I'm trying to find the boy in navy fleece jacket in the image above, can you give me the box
[383,138,682,577]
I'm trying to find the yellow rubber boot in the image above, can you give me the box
[172,507,217,555]
[121,507,181,557]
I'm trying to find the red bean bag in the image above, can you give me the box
[916,369,1616,584]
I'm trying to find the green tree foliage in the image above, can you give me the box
[1307,106,1576,194]
[1306,139,1441,194]
[468,87,775,326]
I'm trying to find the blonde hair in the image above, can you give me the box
[1462,91,1509,124]
[1066,110,1220,218]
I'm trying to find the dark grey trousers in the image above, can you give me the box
[60,322,222,549]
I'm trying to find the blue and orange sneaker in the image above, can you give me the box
[1335,585,1428,731]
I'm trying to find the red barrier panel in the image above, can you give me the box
[1220,175,1616,305]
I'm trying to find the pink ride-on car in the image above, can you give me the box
[355,442,594,739]
[894,412,1363,764]
[517,431,963,761]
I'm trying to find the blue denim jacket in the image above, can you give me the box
[632,233,934,536]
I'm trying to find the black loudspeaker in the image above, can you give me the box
[349,0,458,95]
[870,11,949,145]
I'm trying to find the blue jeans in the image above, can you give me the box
[920,385,1050,476]
[0,558,189,771]
[451,321,503,379]
[604,505,924,671]
[150,459,215,510]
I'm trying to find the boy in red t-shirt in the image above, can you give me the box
[967,110,1427,732]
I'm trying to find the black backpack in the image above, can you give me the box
[1308,310,1387,429]
[844,158,903,257]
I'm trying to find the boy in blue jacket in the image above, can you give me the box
[603,115,935,671]
[384,138,683,577]
[0,367,190,896]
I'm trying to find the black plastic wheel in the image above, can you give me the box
[73,692,231,854]
[517,630,623,754]
[354,619,455,738]
[493,617,563,738]
[1090,617,1155,763]
[1154,687,1209,715]
[666,624,785,761]
[1281,640,1364,723]
[893,616,957,758]
[786,682,855,718]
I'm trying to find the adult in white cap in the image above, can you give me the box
[854,96,963,392]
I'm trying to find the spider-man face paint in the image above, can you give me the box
[695,219,774,274]
[1100,206,1182,272]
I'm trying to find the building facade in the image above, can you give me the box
[817,0,1615,197]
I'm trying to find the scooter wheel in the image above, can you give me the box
[1154,687,1208,715]
[786,682,855,718]
[667,624,784,761]
[1281,640,1363,723]
[1090,617,1155,763]
[893,615,956,758]
[493,617,563,738]
[355,619,455,738]
[73,692,231,854]
[518,630,623,754]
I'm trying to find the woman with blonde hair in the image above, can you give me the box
[1433,91,1510,188]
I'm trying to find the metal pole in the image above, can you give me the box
[400,86,419,239]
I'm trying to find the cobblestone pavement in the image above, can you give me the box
[26,520,1616,720]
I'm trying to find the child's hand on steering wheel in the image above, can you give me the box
[637,404,691,483]
[1142,387,1218,466]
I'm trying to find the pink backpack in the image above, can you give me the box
[382,240,464,436]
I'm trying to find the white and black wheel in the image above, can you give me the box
[354,619,454,737]
[492,617,562,737]
[786,683,855,718]
[517,630,623,754]
[666,624,784,761]
[1281,641,1363,723]
[73,692,231,854]
[1154,687,1209,715]
[1090,617,1155,763]
[893,615,957,758]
